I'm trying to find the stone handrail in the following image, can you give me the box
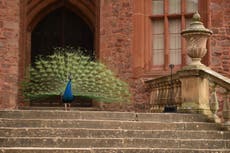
[200,69,230,128]
[200,69,230,91]
[145,68,230,129]
[177,68,230,90]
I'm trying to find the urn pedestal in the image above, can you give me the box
[181,12,212,70]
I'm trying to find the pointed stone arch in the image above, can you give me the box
[27,0,96,32]
[19,0,100,104]
[19,0,99,76]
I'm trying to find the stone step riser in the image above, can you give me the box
[1,148,230,153]
[1,138,230,149]
[19,106,99,111]
[1,110,229,151]
[0,119,221,130]
[0,111,209,122]
[0,128,229,139]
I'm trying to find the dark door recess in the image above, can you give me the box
[31,7,94,63]
[31,7,94,107]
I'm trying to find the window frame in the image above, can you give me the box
[148,0,210,73]
[132,0,209,78]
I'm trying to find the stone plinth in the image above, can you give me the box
[178,69,212,117]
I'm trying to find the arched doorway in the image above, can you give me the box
[31,7,94,63]
[19,0,99,107]
[30,7,94,107]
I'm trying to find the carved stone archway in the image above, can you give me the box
[19,0,100,104]
[31,7,94,64]
[19,0,99,76]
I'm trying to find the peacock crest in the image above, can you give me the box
[22,47,131,103]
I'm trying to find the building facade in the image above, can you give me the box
[0,0,229,110]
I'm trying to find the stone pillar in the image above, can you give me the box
[178,12,213,116]
[178,71,211,116]
[0,0,20,109]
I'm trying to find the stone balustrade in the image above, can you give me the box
[202,69,230,129]
[145,74,181,112]
[145,68,230,130]
[145,12,230,130]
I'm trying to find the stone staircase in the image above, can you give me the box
[0,110,230,153]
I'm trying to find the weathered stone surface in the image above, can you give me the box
[210,0,230,77]
[93,148,230,153]
[0,118,222,131]
[0,0,229,111]
[0,110,230,151]
[136,112,209,122]
[0,110,210,122]
[0,0,20,109]
[1,148,230,153]
[0,137,229,149]
[0,128,228,139]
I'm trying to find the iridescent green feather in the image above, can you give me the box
[22,47,131,103]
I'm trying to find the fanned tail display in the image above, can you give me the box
[22,47,131,103]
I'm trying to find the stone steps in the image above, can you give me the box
[19,106,99,111]
[0,110,229,152]
[0,118,222,130]
[1,137,230,149]
[1,148,230,153]
[0,110,210,122]
[1,128,229,139]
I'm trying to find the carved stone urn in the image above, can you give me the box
[181,12,212,68]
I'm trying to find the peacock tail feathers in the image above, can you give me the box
[22,47,131,103]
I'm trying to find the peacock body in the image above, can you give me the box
[62,78,74,103]
[22,47,131,103]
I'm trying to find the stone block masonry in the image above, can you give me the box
[210,0,230,77]
[0,0,229,110]
[0,0,20,109]
[99,0,149,110]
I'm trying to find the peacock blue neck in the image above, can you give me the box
[62,79,74,102]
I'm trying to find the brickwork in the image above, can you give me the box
[99,0,149,110]
[99,0,133,78]
[210,0,230,77]
[0,0,229,110]
[0,0,20,109]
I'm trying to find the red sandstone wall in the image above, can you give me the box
[99,0,133,78]
[99,0,230,111]
[99,0,149,111]
[0,0,229,110]
[0,0,20,109]
[210,0,230,77]
[99,0,133,109]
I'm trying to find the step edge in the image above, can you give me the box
[1,147,230,150]
[0,137,229,141]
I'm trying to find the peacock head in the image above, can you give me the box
[68,74,72,81]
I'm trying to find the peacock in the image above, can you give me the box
[62,76,74,110]
[22,47,131,105]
